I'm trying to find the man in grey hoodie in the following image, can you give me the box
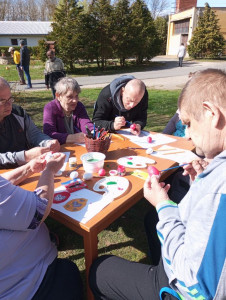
[89,69,226,300]
[92,75,148,135]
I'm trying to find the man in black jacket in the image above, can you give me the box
[92,75,148,135]
[20,40,32,89]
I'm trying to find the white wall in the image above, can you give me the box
[0,35,46,46]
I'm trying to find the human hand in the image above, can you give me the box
[24,146,54,162]
[130,123,141,136]
[46,140,60,152]
[46,85,49,90]
[114,116,126,130]
[45,152,66,174]
[182,159,209,181]
[143,176,170,207]
[73,132,85,143]
[20,66,23,70]
[28,154,47,173]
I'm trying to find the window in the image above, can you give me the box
[11,39,18,45]
[174,19,190,34]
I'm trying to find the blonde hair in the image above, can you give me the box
[178,69,226,120]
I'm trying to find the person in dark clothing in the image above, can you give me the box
[20,40,32,89]
[92,75,148,135]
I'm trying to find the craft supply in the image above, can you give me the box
[61,178,78,186]
[70,171,78,179]
[93,123,96,139]
[117,165,126,176]
[130,124,136,130]
[83,173,93,180]
[111,133,125,141]
[53,191,70,204]
[65,179,87,193]
[117,156,155,168]
[131,170,149,180]
[81,152,106,173]
[69,157,77,168]
[109,170,118,176]
[147,136,152,143]
[162,151,185,155]
[160,163,189,172]
[147,166,160,178]
[93,176,129,199]
[65,164,82,177]
[85,126,93,138]
[146,147,154,154]
[45,151,54,162]
[98,169,106,176]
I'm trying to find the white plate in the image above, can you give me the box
[117,156,155,168]
[93,176,129,199]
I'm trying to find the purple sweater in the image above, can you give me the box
[43,99,93,144]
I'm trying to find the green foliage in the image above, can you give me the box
[112,0,133,66]
[154,16,168,55]
[188,3,225,58]
[48,0,84,71]
[130,0,160,64]
[36,39,49,62]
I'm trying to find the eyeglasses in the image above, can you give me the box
[0,97,15,106]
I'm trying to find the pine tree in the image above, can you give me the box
[130,0,160,64]
[88,0,113,69]
[112,0,133,67]
[154,16,168,55]
[48,0,84,71]
[188,3,225,58]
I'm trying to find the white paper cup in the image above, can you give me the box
[80,152,106,173]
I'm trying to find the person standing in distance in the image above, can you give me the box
[177,43,186,67]
[20,40,32,89]
[8,47,26,85]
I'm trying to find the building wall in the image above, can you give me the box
[176,0,197,13]
[166,7,226,56]
[166,8,195,56]
[0,36,46,47]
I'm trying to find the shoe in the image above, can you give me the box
[20,82,26,85]
[26,86,32,89]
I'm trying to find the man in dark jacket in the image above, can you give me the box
[92,75,148,135]
[20,40,32,89]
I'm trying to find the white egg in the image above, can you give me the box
[83,173,93,180]
[146,147,154,155]
[70,171,79,179]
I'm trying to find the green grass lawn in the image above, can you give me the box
[13,88,180,297]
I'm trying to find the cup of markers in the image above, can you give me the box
[85,125,111,155]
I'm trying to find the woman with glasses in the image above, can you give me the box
[43,77,93,144]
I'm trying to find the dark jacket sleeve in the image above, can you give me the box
[162,113,179,135]
[92,85,116,132]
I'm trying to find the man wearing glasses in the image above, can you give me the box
[0,77,60,169]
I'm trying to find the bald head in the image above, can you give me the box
[178,69,226,120]
[122,79,145,110]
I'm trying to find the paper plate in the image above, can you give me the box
[117,156,155,168]
[93,176,129,199]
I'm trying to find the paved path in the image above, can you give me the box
[9,56,226,91]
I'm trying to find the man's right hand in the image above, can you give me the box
[114,116,126,130]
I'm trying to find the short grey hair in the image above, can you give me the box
[55,77,81,95]
[0,77,10,89]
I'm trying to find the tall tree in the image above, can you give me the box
[130,0,160,63]
[112,0,133,66]
[48,0,84,71]
[154,16,168,55]
[88,0,113,68]
[147,0,170,19]
[0,0,10,20]
[188,3,225,58]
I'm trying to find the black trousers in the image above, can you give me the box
[89,255,178,300]
[32,258,83,300]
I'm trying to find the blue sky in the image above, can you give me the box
[197,0,226,7]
